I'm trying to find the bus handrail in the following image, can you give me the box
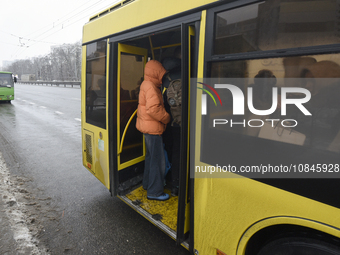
[119,88,167,155]
[118,109,137,155]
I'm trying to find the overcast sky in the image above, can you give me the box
[0,0,121,68]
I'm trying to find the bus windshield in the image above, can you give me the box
[0,73,14,87]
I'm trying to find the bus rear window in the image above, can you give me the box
[85,40,107,129]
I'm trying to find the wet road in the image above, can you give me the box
[0,83,189,254]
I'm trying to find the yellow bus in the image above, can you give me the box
[81,1,340,254]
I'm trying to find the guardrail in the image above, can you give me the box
[17,81,81,88]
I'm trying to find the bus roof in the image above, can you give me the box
[82,0,218,44]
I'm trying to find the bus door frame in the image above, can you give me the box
[107,13,201,248]
[109,41,119,196]
[108,42,148,196]
[177,23,197,245]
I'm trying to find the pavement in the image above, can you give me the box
[0,153,49,254]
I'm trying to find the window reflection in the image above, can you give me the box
[86,40,107,129]
[208,53,340,153]
[214,1,340,55]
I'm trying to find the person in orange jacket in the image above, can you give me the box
[136,60,171,201]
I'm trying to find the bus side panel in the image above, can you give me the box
[82,0,218,44]
[0,87,14,101]
[194,178,340,255]
[82,126,110,190]
[81,45,110,190]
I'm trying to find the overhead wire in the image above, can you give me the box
[0,30,57,46]
[32,0,121,44]
[23,0,95,39]
[13,0,120,58]
[26,0,106,42]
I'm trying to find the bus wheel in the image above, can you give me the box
[257,237,340,255]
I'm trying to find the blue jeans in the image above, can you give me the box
[143,134,165,197]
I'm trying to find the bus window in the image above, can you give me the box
[86,40,107,129]
[208,54,340,154]
[204,0,340,172]
[214,1,340,55]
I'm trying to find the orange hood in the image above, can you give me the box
[144,60,167,87]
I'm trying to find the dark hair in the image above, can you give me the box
[254,69,276,86]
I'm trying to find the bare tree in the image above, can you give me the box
[5,41,81,81]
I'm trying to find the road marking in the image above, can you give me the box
[75,118,81,122]
[39,106,46,109]
[29,102,35,105]
[55,111,63,115]
[71,98,81,101]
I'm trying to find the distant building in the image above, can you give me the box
[21,74,36,81]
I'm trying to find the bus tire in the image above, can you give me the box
[257,237,340,255]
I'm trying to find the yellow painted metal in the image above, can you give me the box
[237,216,340,255]
[191,11,340,255]
[83,0,218,44]
[148,39,180,60]
[83,129,95,173]
[148,36,155,60]
[193,178,340,255]
[183,25,196,234]
[152,43,181,50]
[194,10,206,167]
[81,46,87,162]
[118,109,137,155]
[117,43,148,171]
[81,43,111,190]
[126,186,178,231]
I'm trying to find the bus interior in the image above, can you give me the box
[112,25,194,243]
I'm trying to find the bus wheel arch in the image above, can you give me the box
[237,217,340,255]
[256,236,340,255]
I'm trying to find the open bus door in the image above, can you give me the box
[113,43,148,193]
[110,24,197,248]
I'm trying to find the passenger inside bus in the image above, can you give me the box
[120,27,187,232]
[162,46,182,196]
[136,60,171,201]
[246,69,278,137]
[299,60,340,151]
